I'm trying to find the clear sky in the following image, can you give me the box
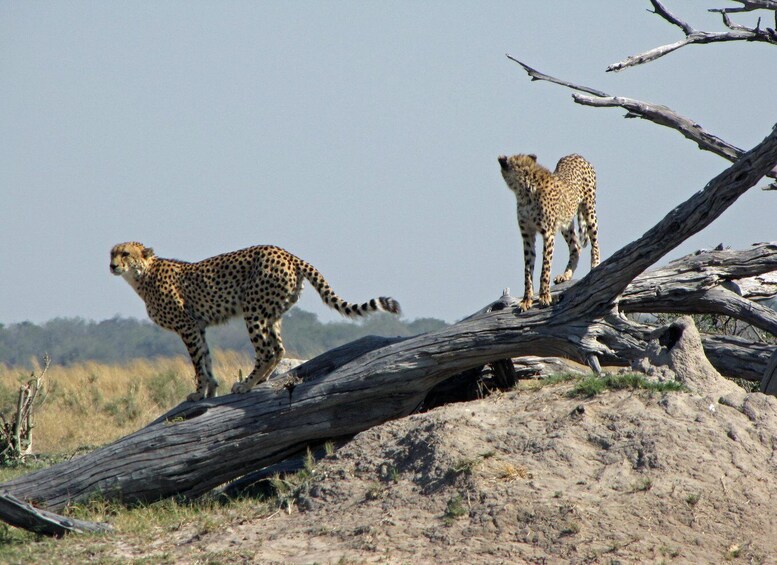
[1,2,775,325]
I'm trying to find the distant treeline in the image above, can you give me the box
[0,309,447,368]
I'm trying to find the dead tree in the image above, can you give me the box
[0,1,776,530]
[0,356,48,464]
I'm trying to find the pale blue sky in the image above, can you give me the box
[1,2,775,325]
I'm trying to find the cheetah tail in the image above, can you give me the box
[299,261,401,318]
[577,208,590,249]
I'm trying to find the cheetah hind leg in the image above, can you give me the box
[553,222,580,285]
[232,318,285,394]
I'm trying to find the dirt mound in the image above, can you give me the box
[173,318,777,563]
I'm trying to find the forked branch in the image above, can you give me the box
[607,0,777,73]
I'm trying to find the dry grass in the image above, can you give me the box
[0,353,281,562]
[0,494,276,563]
[0,351,254,454]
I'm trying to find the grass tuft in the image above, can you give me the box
[443,495,467,526]
[569,373,686,398]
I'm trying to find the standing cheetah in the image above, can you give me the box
[498,153,600,311]
[110,242,400,401]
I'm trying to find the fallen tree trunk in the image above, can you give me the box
[0,493,110,536]
[0,125,775,517]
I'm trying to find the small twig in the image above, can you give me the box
[652,0,694,34]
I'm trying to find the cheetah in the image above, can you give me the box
[110,242,400,401]
[498,153,600,311]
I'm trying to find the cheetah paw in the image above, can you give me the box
[538,292,552,307]
[518,298,533,312]
[205,382,219,398]
[554,271,572,284]
[231,381,253,394]
[186,391,205,402]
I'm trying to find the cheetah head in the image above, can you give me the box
[498,154,538,174]
[498,154,542,193]
[110,242,155,279]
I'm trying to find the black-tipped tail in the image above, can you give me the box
[377,296,401,315]
[333,296,401,318]
[300,260,401,319]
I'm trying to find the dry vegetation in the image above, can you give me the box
[0,351,255,455]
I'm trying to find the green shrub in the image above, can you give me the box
[145,371,191,408]
[104,386,142,426]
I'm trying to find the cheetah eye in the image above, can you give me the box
[122,251,130,258]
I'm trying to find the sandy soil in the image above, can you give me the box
[121,319,777,563]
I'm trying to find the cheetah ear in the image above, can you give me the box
[142,247,155,259]
[528,154,537,163]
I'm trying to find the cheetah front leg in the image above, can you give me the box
[519,227,537,312]
[538,231,556,307]
[232,318,285,394]
[554,222,580,285]
[179,328,219,402]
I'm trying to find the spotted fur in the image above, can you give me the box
[110,242,400,401]
[498,153,600,311]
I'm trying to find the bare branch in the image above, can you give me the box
[608,0,777,72]
[710,1,777,14]
[505,56,777,185]
[572,94,742,161]
[504,55,607,97]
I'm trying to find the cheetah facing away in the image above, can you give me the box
[498,153,600,311]
[110,242,400,401]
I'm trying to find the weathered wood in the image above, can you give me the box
[759,348,777,394]
[0,492,111,536]
[704,334,774,382]
[620,242,777,335]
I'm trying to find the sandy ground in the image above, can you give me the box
[117,319,777,563]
